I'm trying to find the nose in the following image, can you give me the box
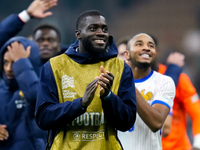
[96,28,105,35]
[42,39,50,46]
[143,45,150,51]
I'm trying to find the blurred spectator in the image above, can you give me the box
[160,54,200,149]
[0,0,58,48]
[116,36,130,61]
[32,24,63,63]
[0,36,46,150]
[153,36,200,150]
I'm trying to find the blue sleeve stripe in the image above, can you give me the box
[128,125,134,132]
[168,112,173,116]
[151,100,171,109]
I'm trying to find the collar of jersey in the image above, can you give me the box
[134,70,154,83]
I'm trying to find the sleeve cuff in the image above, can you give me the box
[102,91,111,101]
[80,98,87,111]
[13,58,33,75]
[193,134,200,149]
[18,10,30,23]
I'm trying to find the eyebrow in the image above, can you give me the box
[89,24,108,27]
[149,41,155,45]
[135,40,142,43]
[135,40,155,45]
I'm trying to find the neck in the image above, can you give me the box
[41,58,49,64]
[127,61,152,79]
[78,42,87,53]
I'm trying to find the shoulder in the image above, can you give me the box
[154,71,173,81]
[124,62,133,74]
[50,54,67,61]
[178,73,194,88]
[153,71,175,88]
[177,72,197,94]
[179,72,191,82]
[108,57,125,65]
[49,54,69,67]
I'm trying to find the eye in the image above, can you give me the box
[89,27,97,31]
[48,38,56,42]
[135,43,142,46]
[37,38,43,42]
[3,60,8,66]
[149,44,154,48]
[102,27,108,33]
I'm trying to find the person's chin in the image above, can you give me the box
[6,76,14,80]
[94,46,107,53]
[41,53,53,60]
[94,43,106,48]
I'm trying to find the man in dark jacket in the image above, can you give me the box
[0,36,46,150]
[31,23,65,64]
[0,0,68,64]
[0,0,58,48]
[35,10,137,150]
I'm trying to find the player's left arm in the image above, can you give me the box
[136,76,175,132]
[135,89,171,132]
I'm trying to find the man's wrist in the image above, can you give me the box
[80,98,87,111]
[101,91,111,101]
[18,10,30,23]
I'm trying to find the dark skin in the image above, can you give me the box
[82,66,114,108]
[76,15,114,108]
[76,15,109,53]
[33,28,61,62]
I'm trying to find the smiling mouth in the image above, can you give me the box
[140,53,150,58]
[94,39,105,44]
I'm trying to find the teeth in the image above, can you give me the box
[141,54,149,58]
[95,40,105,44]
[95,40,103,42]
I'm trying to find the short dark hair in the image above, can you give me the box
[32,24,61,42]
[127,33,157,51]
[76,10,104,30]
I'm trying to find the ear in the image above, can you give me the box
[124,50,130,60]
[76,30,81,39]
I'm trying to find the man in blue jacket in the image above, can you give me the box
[0,36,47,150]
[0,0,58,48]
[31,23,65,64]
[0,0,68,65]
[35,10,137,150]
